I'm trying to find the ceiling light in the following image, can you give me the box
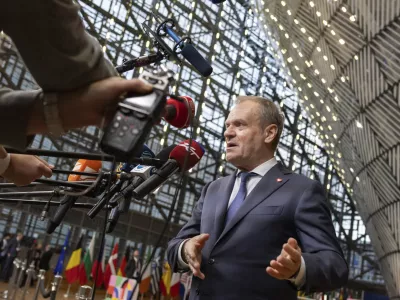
[330,64,335,70]
[314,91,319,96]
[285,33,289,39]
[294,65,299,71]
[309,1,315,7]
[287,10,292,15]
[316,11,321,17]
[307,83,312,88]
[281,1,286,6]
[308,37,314,42]
[334,96,339,102]
[315,69,320,74]
[298,52,303,57]
[323,55,328,61]
[321,78,326,83]
[331,30,336,35]
[341,76,346,82]
[339,39,345,45]
[356,121,363,128]
[341,6,347,12]
[292,43,298,48]
[287,57,293,63]
[320,99,324,103]
[301,27,306,33]
[323,20,328,26]
[294,19,299,24]
[350,15,356,22]
[316,47,321,52]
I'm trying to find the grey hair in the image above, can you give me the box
[235,96,285,149]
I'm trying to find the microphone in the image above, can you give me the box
[161,22,213,77]
[133,139,205,199]
[115,53,164,74]
[46,160,102,234]
[106,146,175,233]
[163,96,195,129]
[87,146,156,220]
[120,144,155,173]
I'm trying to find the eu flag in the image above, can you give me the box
[54,229,71,275]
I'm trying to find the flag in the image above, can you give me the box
[78,232,96,285]
[180,272,192,300]
[117,246,130,277]
[54,229,71,275]
[169,272,181,297]
[139,262,152,294]
[65,235,82,283]
[150,261,160,295]
[91,244,105,287]
[159,262,171,296]
[104,243,119,287]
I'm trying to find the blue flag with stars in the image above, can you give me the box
[54,229,71,275]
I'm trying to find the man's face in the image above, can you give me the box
[133,250,139,257]
[224,101,270,170]
[16,234,23,241]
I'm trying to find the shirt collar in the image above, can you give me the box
[236,157,278,177]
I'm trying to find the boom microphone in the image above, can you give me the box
[46,160,102,234]
[133,139,205,199]
[163,96,195,128]
[160,21,213,77]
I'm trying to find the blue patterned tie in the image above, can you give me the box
[224,172,256,226]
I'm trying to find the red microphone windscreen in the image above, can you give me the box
[169,139,205,171]
[165,96,195,128]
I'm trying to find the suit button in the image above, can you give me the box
[208,258,215,265]
[196,288,200,295]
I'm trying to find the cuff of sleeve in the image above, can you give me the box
[0,153,11,175]
[288,256,306,288]
[177,239,190,270]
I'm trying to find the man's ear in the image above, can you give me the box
[264,124,278,144]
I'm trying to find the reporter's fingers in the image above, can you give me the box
[35,156,54,169]
[117,78,153,95]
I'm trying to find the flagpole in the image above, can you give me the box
[63,283,71,298]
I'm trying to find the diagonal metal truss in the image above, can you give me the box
[0,0,388,295]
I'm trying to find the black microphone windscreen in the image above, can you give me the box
[156,144,176,161]
[181,44,213,77]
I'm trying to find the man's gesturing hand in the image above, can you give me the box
[182,233,210,280]
[266,238,302,280]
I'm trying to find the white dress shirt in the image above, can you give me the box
[178,157,306,288]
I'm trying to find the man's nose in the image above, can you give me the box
[224,127,235,139]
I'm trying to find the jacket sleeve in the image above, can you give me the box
[167,182,211,273]
[0,0,117,92]
[295,181,349,292]
[0,88,39,149]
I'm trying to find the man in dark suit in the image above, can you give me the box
[167,96,348,299]
[125,248,142,281]
[1,232,23,282]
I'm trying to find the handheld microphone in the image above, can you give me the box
[163,96,195,128]
[133,139,205,199]
[46,160,102,234]
[159,21,213,77]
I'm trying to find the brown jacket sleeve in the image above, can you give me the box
[0,0,118,148]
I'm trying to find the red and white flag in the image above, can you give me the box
[104,243,119,287]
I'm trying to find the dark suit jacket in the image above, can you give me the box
[167,163,348,300]
[4,238,20,258]
[125,257,142,279]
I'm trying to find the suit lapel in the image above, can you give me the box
[214,163,291,247]
[212,174,236,240]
